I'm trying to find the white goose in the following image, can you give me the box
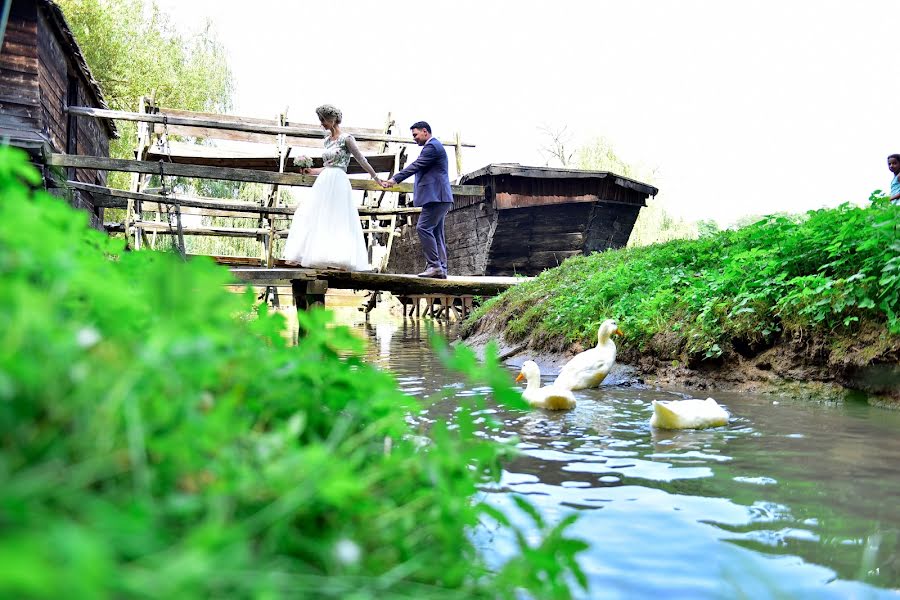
[650,398,730,430]
[516,360,577,410]
[553,319,622,391]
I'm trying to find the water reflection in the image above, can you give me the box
[329,313,900,598]
[374,322,395,358]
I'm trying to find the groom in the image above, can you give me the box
[382,121,453,279]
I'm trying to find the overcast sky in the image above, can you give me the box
[158,0,898,225]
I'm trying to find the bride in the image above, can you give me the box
[283,104,383,271]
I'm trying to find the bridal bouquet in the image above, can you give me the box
[293,155,314,170]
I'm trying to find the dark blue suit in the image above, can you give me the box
[392,137,454,273]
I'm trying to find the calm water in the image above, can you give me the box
[346,315,900,598]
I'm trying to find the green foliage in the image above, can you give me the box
[728,212,791,231]
[572,136,697,246]
[465,197,900,360]
[574,136,652,180]
[627,199,699,247]
[57,0,233,186]
[696,219,721,238]
[0,146,587,599]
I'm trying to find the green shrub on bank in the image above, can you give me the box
[465,196,899,359]
[0,146,587,599]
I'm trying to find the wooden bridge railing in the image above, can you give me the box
[48,154,484,196]
[68,181,425,218]
[65,106,477,149]
[60,102,483,273]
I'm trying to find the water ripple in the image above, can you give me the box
[350,317,900,598]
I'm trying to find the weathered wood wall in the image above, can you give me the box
[384,170,649,277]
[583,202,641,254]
[383,194,494,276]
[445,200,496,275]
[36,7,65,151]
[67,81,109,228]
[383,218,426,276]
[1,1,112,228]
[486,203,590,276]
[0,2,41,144]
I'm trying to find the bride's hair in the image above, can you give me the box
[316,104,342,124]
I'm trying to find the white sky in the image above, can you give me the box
[158,0,898,225]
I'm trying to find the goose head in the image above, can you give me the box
[515,360,542,389]
[597,319,624,345]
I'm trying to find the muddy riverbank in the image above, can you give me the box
[458,202,900,408]
[462,327,900,408]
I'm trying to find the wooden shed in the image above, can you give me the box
[0,0,116,227]
[385,163,658,277]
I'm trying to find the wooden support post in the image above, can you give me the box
[291,280,305,311]
[362,112,395,209]
[147,94,167,250]
[362,291,379,315]
[126,96,152,250]
[379,148,403,272]
[291,279,328,311]
[454,131,463,179]
[261,110,288,269]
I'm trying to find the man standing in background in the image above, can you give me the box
[888,154,900,204]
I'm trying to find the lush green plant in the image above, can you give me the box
[695,219,721,238]
[464,194,899,361]
[627,198,698,248]
[0,146,587,599]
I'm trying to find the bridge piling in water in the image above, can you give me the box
[230,268,526,321]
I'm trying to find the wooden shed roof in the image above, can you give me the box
[41,0,117,137]
[459,163,658,197]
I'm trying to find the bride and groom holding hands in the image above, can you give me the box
[283,104,453,279]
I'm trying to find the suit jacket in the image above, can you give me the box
[392,137,454,206]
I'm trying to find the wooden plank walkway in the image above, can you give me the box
[230,268,527,296]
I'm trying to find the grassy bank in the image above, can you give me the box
[462,199,899,400]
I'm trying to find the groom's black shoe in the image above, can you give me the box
[417,267,447,279]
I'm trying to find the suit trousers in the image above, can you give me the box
[416,201,452,272]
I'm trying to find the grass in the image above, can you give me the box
[0,145,589,599]
[463,199,900,367]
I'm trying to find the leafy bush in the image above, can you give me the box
[465,194,899,360]
[0,146,587,599]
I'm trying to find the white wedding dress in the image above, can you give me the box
[283,133,377,270]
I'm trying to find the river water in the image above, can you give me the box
[319,312,900,598]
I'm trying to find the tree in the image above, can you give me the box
[56,0,233,169]
[728,212,794,230]
[696,219,721,237]
[537,124,575,167]
[574,136,649,179]
[570,136,697,246]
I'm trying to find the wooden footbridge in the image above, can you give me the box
[43,97,525,318]
[230,267,526,318]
